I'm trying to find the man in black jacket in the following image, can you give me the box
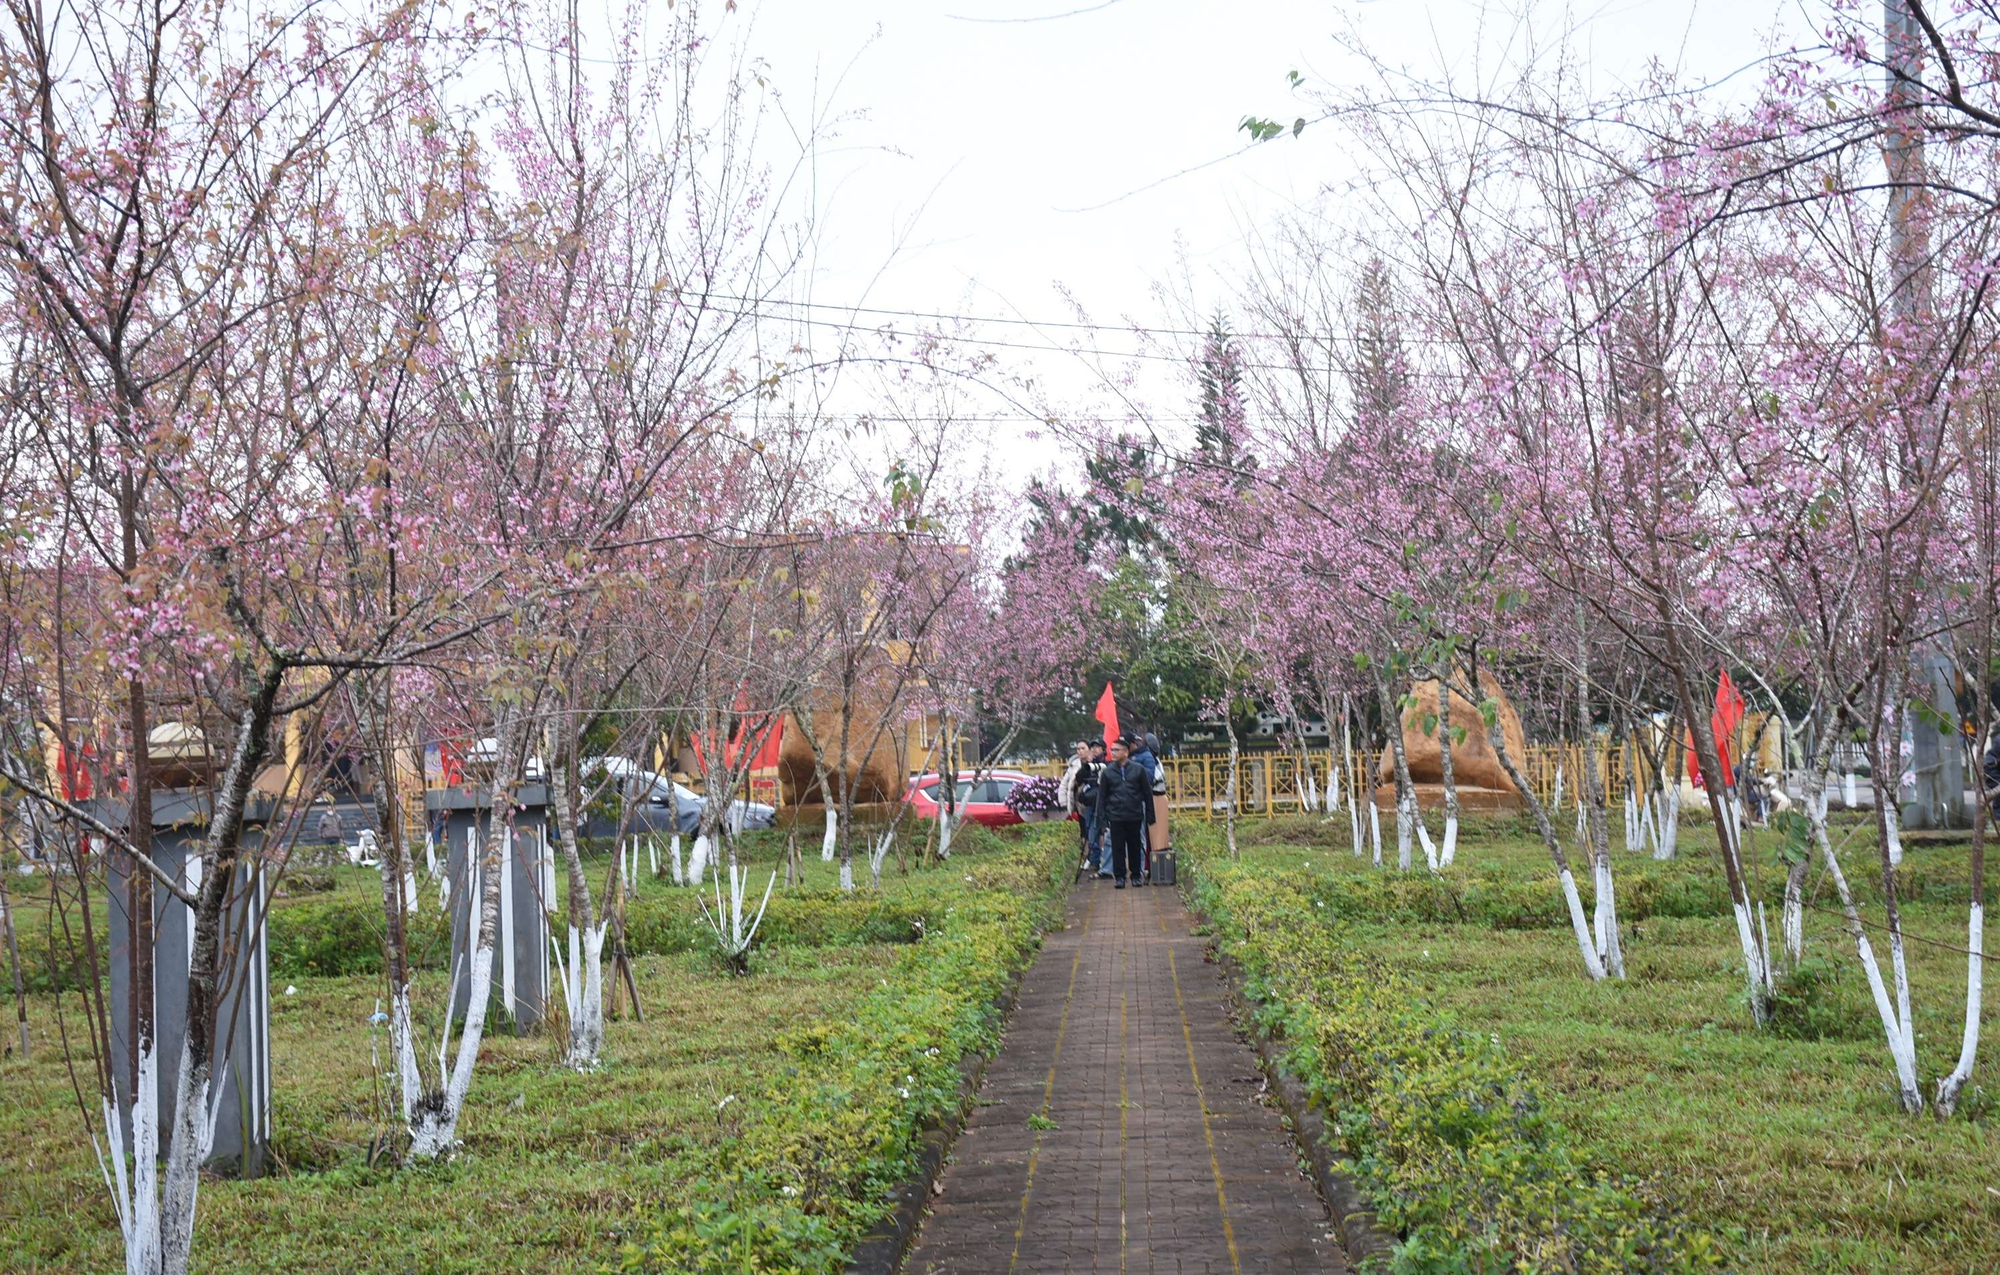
[1094,736,1154,888]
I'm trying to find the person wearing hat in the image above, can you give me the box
[1130,733,1168,881]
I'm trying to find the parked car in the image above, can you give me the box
[902,770,1037,829]
[579,757,776,836]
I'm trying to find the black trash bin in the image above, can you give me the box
[1150,847,1176,887]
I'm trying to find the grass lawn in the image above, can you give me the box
[1184,811,1998,1274]
[0,821,1073,1273]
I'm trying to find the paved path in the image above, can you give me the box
[905,877,1344,1275]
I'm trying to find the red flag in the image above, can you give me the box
[1687,670,1747,787]
[1094,682,1121,750]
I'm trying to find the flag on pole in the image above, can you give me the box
[1094,682,1121,750]
[1688,670,1747,787]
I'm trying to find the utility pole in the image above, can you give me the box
[1884,1,1969,829]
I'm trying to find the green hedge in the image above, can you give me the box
[6,822,1052,988]
[1181,836,1722,1274]
[614,826,1077,1273]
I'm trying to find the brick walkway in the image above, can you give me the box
[905,877,1344,1275]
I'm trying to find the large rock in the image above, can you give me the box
[777,680,915,805]
[1377,673,1527,793]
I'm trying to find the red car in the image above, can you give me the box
[903,770,1039,828]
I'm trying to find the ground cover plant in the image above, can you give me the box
[1180,814,1998,1275]
[0,823,1073,1273]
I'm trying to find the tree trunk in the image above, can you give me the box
[1667,636,1772,1024]
[1371,663,1426,871]
[1783,719,1841,968]
[1342,696,1362,856]
[1436,670,1459,867]
[352,671,423,1135]
[1809,775,1924,1110]
[0,864,25,1059]
[1575,636,1623,977]
[1937,598,1993,1112]
[1869,674,1923,1111]
[411,706,525,1158]
[156,659,286,1274]
[1457,671,1606,981]
[548,717,605,1071]
[1223,699,1241,858]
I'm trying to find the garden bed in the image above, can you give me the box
[1180,815,1998,1273]
[0,823,1076,1273]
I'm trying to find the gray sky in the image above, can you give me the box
[693,2,1811,459]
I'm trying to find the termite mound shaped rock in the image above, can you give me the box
[776,683,914,806]
[1377,673,1527,796]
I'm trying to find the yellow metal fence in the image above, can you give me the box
[1014,745,1671,821]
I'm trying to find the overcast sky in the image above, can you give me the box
[632,2,1818,465]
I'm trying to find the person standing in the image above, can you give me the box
[1087,738,1113,877]
[1060,740,1098,870]
[1094,736,1154,889]
[1132,733,1168,881]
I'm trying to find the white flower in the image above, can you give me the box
[898,1087,912,1099]
[284,985,298,996]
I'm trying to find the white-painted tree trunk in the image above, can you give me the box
[839,858,854,892]
[1413,802,1438,872]
[1223,708,1241,857]
[554,921,607,1069]
[869,827,897,887]
[937,808,954,860]
[1936,901,1984,1114]
[1558,867,1609,981]
[669,833,684,885]
[1435,676,1459,868]
[1781,872,1806,968]
[1843,770,1858,809]
[1884,799,1904,866]
[1367,794,1382,866]
[1396,791,1414,872]
[97,1040,162,1275]
[1653,788,1680,860]
[1813,812,1923,1110]
[821,805,838,861]
[687,833,711,887]
[408,720,522,1159]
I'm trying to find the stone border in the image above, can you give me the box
[843,965,1026,1275]
[1206,939,1399,1274]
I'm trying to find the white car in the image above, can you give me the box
[580,756,777,835]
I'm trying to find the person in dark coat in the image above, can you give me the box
[1094,736,1155,888]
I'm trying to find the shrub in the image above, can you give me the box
[1004,775,1063,813]
[616,826,1076,1272]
